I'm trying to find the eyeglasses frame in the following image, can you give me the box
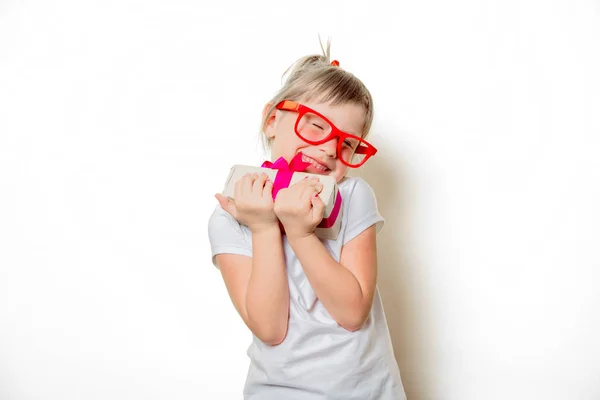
[275,100,377,168]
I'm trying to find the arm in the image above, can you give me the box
[213,173,292,345]
[216,226,289,346]
[287,225,378,331]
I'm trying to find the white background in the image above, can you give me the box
[1,0,599,399]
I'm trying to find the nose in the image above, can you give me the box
[318,137,338,158]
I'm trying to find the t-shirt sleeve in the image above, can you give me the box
[207,205,252,268]
[342,177,385,246]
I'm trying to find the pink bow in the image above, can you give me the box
[261,153,310,199]
[261,153,342,232]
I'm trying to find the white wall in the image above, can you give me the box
[1,1,599,399]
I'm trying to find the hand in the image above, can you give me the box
[215,173,278,233]
[274,176,326,239]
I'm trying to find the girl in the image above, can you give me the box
[208,41,406,399]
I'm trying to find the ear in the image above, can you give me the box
[262,102,272,118]
[263,103,277,139]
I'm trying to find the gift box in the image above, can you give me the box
[221,154,343,240]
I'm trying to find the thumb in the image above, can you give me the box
[311,194,326,222]
[215,193,237,217]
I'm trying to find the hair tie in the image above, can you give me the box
[330,60,340,67]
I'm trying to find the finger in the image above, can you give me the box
[253,173,268,194]
[304,177,321,192]
[215,193,237,218]
[300,180,322,199]
[314,181,323,194]
[299,184,319,209]
[311,193,326,223]
[263,178,274,198]
[303,176,320,186]
[233,175,245,199]
[238,173,257,197]
[290,176,319,200]
[291,175,318,188]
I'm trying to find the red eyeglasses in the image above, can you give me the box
[275,100,377,168]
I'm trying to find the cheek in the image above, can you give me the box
[335,161,348,174]
[271,130,308,157]
[276,118,301,142]
[339,147,355,162]
[333,166,348,183]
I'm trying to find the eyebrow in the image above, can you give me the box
[335,119,364,138]
[332,120,360,137]
[342,128,362,138]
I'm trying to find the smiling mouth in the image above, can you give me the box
[301,153,330,173]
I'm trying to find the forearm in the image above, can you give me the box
[246,226,289,345]
[288,233,370,331]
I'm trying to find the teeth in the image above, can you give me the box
[302,154,328,172]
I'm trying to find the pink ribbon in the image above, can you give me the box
[317,190,342,228]
[261,153,310,199]
[261,153,343,231]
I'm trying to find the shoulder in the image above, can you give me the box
[338,176,381,217]
[207,205,252,264]
[338,176,385,245]
[208,204,242,235]
[338,176,377,200]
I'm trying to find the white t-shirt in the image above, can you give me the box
[208,176,406,400]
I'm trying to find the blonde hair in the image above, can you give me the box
[260,38,374,151]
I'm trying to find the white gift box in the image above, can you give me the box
[222,164,342,240]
